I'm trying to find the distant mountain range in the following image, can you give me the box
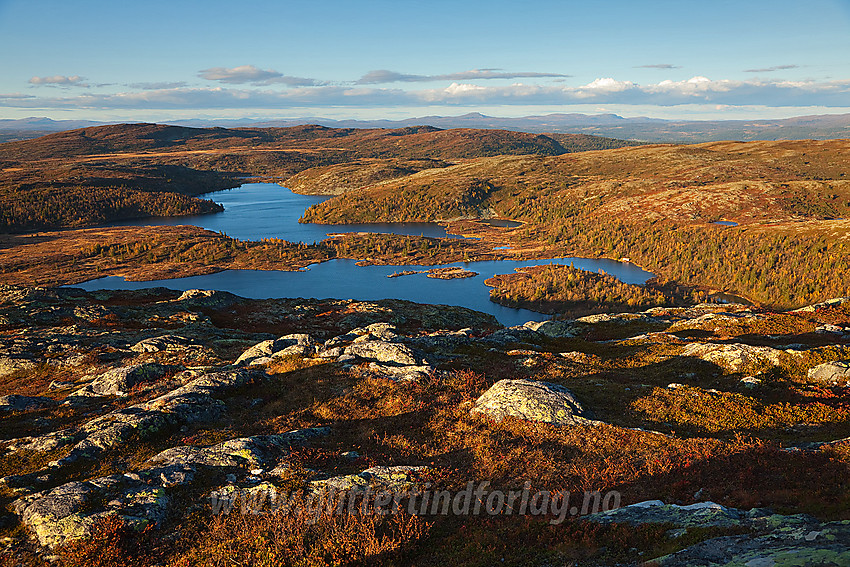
[2,112,850,143]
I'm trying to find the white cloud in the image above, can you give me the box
[198,65,324,86]
[583,78,636,92]
[29,75,88,87]
[356,69,569,84]
[444,82,488,95]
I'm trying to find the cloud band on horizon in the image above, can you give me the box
[3,76,850,110]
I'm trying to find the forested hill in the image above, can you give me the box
[0,123,641,162]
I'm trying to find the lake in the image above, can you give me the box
[110,183,459,241]
[84,183,656,326]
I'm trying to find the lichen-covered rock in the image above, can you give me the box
[0,394,56,412]
[130,334,197,353]
[587,500,761,528]
[323,333,358,348]
[72,304,111,322]
[471,379,597,426]
[808,361,850,386]
[815,323,845,335]
[653,528,850,566]
[235,339,276,365]
[12,475,169,549]
[83,363,169,396]
[275,334,316,357]
[11,427,331,549]
[279,333,315,347]
[406,328,474,353]
[680,342,797,372]
[344,340,422,366]
[575,312,650,324]
[339,300,498,332]
[315,346,345,359]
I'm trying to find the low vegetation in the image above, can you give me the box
[0,287,848,565]
[631,385,850,437]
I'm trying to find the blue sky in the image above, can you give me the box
[1,0,849,122]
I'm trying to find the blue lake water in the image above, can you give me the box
[110,183,458,241]
[73,257,653,327]
[85,183,656,326]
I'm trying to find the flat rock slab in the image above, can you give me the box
[16,369,259,468]
[130,335,198,353]
[472,379,597,426]
[524,320,576,338]
[680,342,796,372]
[365,362,433,382]
[483,326,541,345]
[587,501,850,566]
[0,394,56,412]
[310,465,427,493]
[791,297,850,312]
[148,428,330,469]
[653,530,850,566]
[12,428,330,549]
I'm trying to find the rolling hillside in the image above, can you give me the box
[0,123,639,231]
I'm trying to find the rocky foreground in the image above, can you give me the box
[0,285,849,565]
